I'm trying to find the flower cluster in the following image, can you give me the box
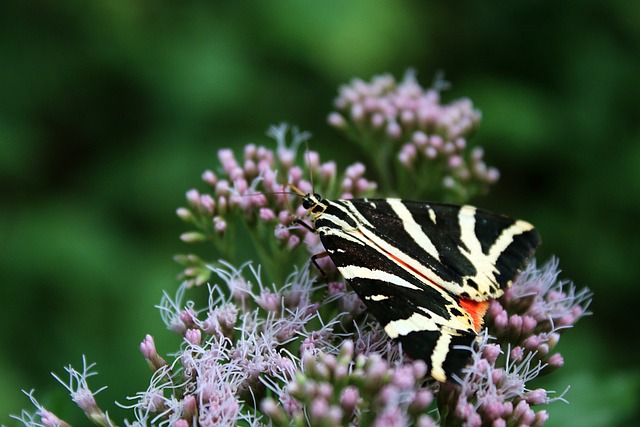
[438,332,553,427]
[261,341,437,427]
[436,259,592,426]
[175,123,377,287]
[487,258,592,375]
[13,358,111,427]
[328,70,497,202]
[17,262,330,427]
[12,72,592,427]
[13,257,590,427]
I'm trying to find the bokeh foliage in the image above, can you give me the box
[1,1,639,426]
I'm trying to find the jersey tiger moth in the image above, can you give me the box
[294,189,541,382]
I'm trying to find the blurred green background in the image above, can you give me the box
[1,1,639,425]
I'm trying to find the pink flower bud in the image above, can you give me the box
[185,329,202,345]
[425,146,438,159]
[524,388,549,405]
[448,155,463,169]
[176,207,192,222]
[327,112,347,128]
[306,150,320,170]
[287,235,300,250]
[199,194,215,214]
[400,109,415,126]
[243,143,257,160]
[386,121,402,139]
[547,353,564,369]
[340,386,359,414]
[201,170,217,186]
[320,161,337,180]
[215,180,230,196]
[259,208,276,221]
[180,232,206,243]
[482,344,502,364]
[186,189,200,208]
[351,103,365,121]
[310,398,330,421]
[412,131,428,147]
[213,217,227,234]
[288,166,303,184]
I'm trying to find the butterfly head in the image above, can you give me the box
[301,192,323,209]
[285,183,328,221]
[302,193,329,220]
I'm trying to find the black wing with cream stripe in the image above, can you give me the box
[339,199,540,300]
[304,194,540,382]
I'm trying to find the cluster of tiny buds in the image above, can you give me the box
[123,263,329,427]
[399,135,499,187]
[14,257,590,427]
[438,333,554,427]
[175,126,378,286]
[486,258,592,374]
[328,71,497,198]
[261,340,436,427]
[328,71,480,142]
[434,259,591,426]
[177,143,300,241]
[175,126,378,287]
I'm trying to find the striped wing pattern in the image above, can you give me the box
[305,195,540,382]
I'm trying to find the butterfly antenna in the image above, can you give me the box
[283,182,305,214]
[304,140,315,193]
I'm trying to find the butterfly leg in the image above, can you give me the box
[310,252,330,277]
[293,218,314,232]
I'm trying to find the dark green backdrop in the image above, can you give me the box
[1,1,639,425]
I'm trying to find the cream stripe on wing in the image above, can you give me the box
[387,199,441,261]
[339,265,422,291]
[487,220,535,263]
[384,312,439,338]
[458,205,535,295]
[429,332,452,382]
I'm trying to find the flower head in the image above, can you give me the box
[329,70,496,202]
[175,124,377,287]
[437,259,591,426]
[40,356,114,427]
[11,390,73,427]
[262,340,436,426]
